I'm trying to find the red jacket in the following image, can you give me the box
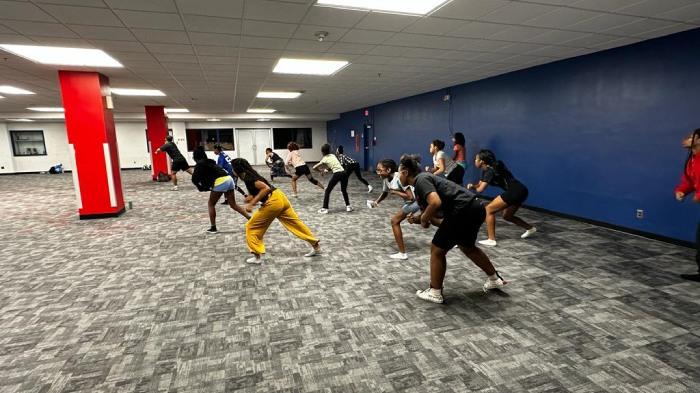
[676,152,700,201]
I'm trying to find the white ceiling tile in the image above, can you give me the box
[70,25,135,40]
[240,35,288,49]
[570,0,642,12]
[0,1,55,22]
[1,21,78,38]
[153,53,198,63]
[194,45,239,56]
[188,32,240,46]
[401,47,452,59]
[432,0,511,20]
[327,42,375,54]
[293,25,347,42]
[41,4,123,26]
[88,39,146,52]
[183,15,242,34]
[488,25,552,41]
[243,20,297,38]
[658,3,700,22]
[458,38,509,51]
[238,48,283,58]
[568,13,643,33]
[198,55,238,65]
[494,42,544,54]
[143,43,194,54]
[561,33,620,48]
[132,28,190,43]
[354,13,418,32]
[105,0,178,12]
[302,6,367,28]
[284,39,334,52]
[480,2,558,24]
[603,19,677,37]
[176,0,244,18]
[115,10,183,30]
[339,29,393,45]
[366,45,407,56]
[526,29,589,45]
[403,17,468,35]
[447,21,509,39]
[635,23,697,39]
[616,0,700,18]
[523,7,601,29]
[37,0,109,7]
[244,0,308,23]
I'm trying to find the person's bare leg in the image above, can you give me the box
[225,190,250,219]
[307,174,324,190]
[208,191,222,226]
[485,197,508,240]
[502,205,533,230]
[459,245,496,276]
[429,244,448,289]
[391,210,409,253]
[291,175,299,195]
[171,172,178,187]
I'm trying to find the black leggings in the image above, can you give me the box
[323,171,349,209]
[345,162,369,186]
[447,165,465,185]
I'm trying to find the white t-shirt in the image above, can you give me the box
[433,150,457,175]
[383,172,411,193]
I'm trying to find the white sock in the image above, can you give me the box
[429,288,442,296]
[488,273,499,281]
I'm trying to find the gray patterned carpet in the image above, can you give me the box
[0,170,698,393]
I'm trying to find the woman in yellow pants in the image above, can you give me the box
[231,158,321,264]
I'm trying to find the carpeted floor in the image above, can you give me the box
[0,169,698,393]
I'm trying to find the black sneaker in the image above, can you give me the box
[221,200,228,205]
[206,226,218,234]
[680,273,700,282]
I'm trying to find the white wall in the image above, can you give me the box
[0,120,328,173]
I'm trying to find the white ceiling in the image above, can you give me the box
[0,0,698,120]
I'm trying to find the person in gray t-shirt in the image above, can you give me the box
[399,155,507,304]
[426,139,465,185]
[156,135,193,191]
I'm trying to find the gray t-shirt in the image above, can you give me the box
[433,150,457,175]
[159,141,185,161]
[413,172,475,215]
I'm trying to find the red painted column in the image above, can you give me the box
[58,71,125,219]
[145,106,169,181]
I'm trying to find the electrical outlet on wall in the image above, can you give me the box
[636,209,644,219]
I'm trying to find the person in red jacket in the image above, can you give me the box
[676,128,700,282]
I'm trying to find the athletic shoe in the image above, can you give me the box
[318,208,329,214]
[246,256,263,264]
[680,273,700,282]
[416,288,443,304]
[478,239,497,247]
[521,227,537,239]
[221,200,228,205]
[292,194,299,198]
[483,272,507,292]
[206,226,218,234]
[389,252,408,260]
[171,185,179,191]
[367,185,373,193]
[346,206,354,212]
[304,248,322,257]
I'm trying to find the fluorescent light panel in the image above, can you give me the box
[273,58,349,76]
[111,88,165,96]
[247,108,276,113]
[257,91,302,99]
[164,108,189,113]
[315,0,451,15]
[0,85,35,95]
[206,118,221,122]
[257,118,271,122]
[28,107,64,112]
[6,118,34,122]
[0,44,123,67]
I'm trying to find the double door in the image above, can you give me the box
[235,128,271,165]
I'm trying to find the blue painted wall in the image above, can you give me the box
[328,28,700,243]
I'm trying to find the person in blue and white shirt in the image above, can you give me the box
[213,144,246,204]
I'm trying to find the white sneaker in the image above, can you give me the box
[318,208,329,214]
[304,248,321,257]
[367,185,373,193]
[292,194,298,198]
[483,272,507,292]
[389,252,408,260]
[246,255,262,264]
[416,288,443,304]
[346,205,354,212]
[478,239,497,247]
[171,185,179,191]
[521,227,537,239]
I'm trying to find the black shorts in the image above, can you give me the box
[446,165,465,184]
[432,199,486,250]
[171,158,190,172]
[501,182,528,206]
[294,165,311,176]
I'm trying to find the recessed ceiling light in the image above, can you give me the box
[27,107,64,112]
[273,58,349,76]
[0,44,123,67]
[257,118,271,122]
[315,0,452,15]
[111,88,165,96]
[0,85,35,95]
[257,91,302,99]
[206,118,221,122]
[247,108,276,113]
[0,95,4,99]
[164,108,189,113]
[6,118,34,122]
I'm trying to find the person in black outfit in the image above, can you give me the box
[399,155,507,304]
[191,147,249,233]
[336,145,372,193]
[265,148,291,181]
[467,149,536,247]
[155,135,192,191]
